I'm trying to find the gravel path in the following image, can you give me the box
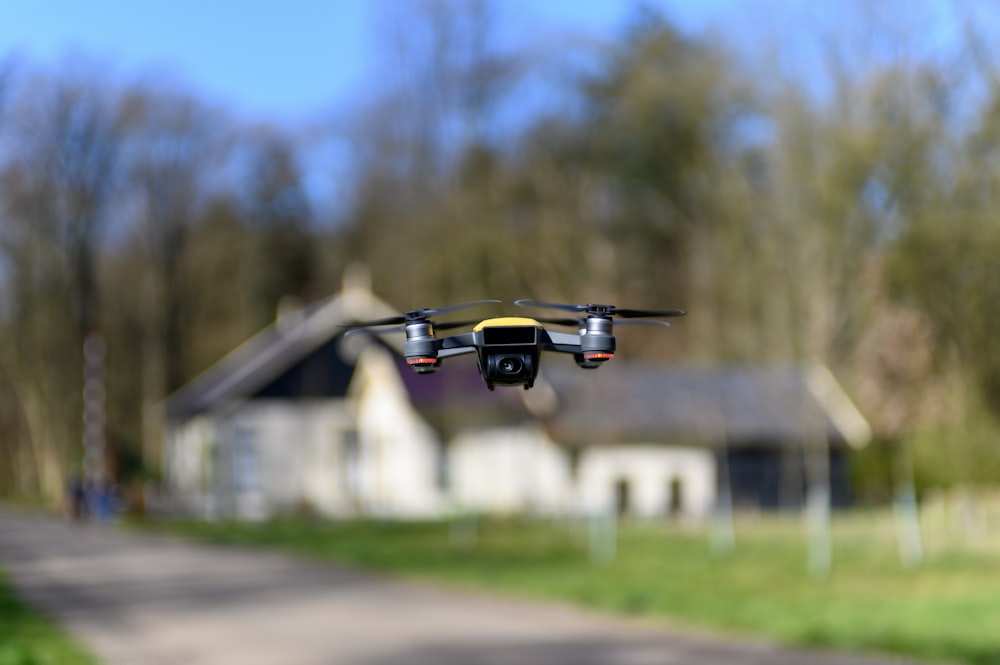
[0,509,918,665]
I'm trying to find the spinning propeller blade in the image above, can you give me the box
[515,299,685,319]
[535,317,670,328]
[426,299,502,317]
[342,299,501,329]
[344,319,479,335]
[609,307,686,318]
[340,314,409,328]
[513,299,588,313]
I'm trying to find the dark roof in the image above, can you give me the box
[164,288,400,419]
[539,359,870,448]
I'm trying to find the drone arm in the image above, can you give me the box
[538,330,583,355]
[435,332,478,358]
[438,346,477,358]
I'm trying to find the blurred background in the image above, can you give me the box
[2,0,1000,526]
[11,2,1000,661]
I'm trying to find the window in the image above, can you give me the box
[614,478,631,517]
[666,477,684,516]
[232,428,258,493]
[435,440,450,491]
[341,429,359,499]
[568,448,581,482]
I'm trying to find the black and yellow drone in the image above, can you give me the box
[344,299,685,390]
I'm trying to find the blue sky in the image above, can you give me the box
[4,0,985,216]
[2,1,988,125]
[1,0,746,123]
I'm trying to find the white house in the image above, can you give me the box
[162,272,870,521]
[162,268,448,519]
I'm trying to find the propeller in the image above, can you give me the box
[341,299,501,329]
[345,319,479,336]
[536,317,671,328]
[515,299,686,319]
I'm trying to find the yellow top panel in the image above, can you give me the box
[473,316,542,331]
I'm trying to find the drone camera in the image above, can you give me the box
[483,351,536,388]
[498,356,523,374]
[477,325,540,390]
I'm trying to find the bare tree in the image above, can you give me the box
[118,88,231,468]
[0,67,131,497]
[233,127,317,327]
[342,0,523,306]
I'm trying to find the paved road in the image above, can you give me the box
[0,509,917,665]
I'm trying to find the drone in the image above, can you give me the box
[343,299,685,391]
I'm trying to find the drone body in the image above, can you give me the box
[346,300,685,391]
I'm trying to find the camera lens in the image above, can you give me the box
[498,356,523,374]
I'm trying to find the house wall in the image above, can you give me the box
[448,431,716,520]
[165,399,358,519]
[166,411,718,522]
[350,345,446,517]
[165,348,721,523]
[219,399,357,518]
[576,445,715,519]
[450,426,571,515]
[164,416,216,514]
[165,394,446,521]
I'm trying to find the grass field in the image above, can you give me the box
[148,511,1000,665]
[0,568,98,665]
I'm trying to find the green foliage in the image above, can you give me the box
[889,208,1000,403]
[908,396,1000,490]
[0,569,99,665]
[149,515,1000,664]
[849,440,895,504]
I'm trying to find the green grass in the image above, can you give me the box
[145,513,1000,664]
[0,569,99,665]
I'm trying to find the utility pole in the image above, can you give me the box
[82,332,107,511]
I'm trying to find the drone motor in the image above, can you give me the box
[403,320,440,374]
[578,315,616,366]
